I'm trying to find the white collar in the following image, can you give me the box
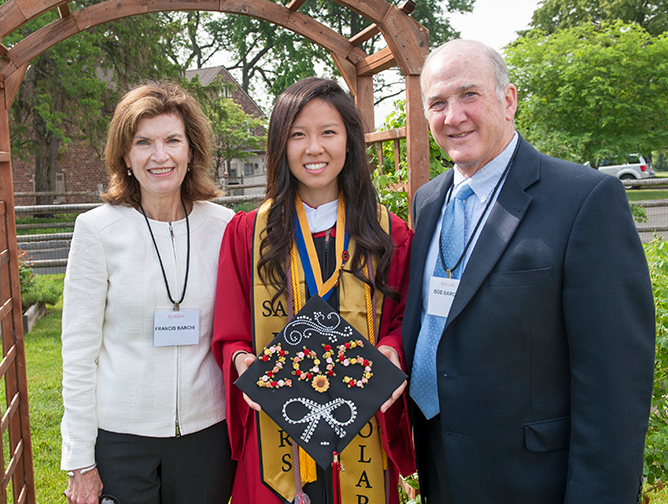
[301,199,338,233]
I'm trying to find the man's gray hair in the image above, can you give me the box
[420,39,511,103]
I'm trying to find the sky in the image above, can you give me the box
[373,0,542,125]
[448,0,542,51]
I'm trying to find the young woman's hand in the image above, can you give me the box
[234,352,262,411]
[377,345,407,413]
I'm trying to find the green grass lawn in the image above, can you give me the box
[627,189,668,202]
[24,276,67,502]
[623,173,668,201]
[19,276,668,503]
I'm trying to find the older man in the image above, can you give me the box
[402,39,655,503]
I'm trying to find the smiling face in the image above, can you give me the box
[124,113,191,209]
[421,42,517,177]
[287,98,347,207]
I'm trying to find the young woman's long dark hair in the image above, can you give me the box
[258,77,397,304]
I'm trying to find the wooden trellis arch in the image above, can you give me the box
[0,0,430,500]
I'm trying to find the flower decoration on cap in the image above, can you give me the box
[234,294,407,470]
[257,343,292,388]
[337,340,373,388]
[312,375,331,393]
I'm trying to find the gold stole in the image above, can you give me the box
[251,200,391,503]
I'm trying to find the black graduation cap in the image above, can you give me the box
[235,294,407,469]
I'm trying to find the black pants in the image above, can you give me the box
[413,411,456,504]
[95,421,234,504]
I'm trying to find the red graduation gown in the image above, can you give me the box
[212,208,416,503]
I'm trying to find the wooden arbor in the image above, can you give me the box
[0,0,430,501]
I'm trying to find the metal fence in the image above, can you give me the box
[15,178,668,273]
[623,178,668,243]
[15,188,265,274]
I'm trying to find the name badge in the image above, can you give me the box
[427,276,459,318]
[153,310,200,346]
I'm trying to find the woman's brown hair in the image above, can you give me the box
[102,82,220,206]
[259,77,397,303]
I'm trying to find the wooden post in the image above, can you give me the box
[405,74,430,225]
[0,79,36,504]
[354,75,375,135]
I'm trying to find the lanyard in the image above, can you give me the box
[438,142,520,277]
[139,201,190,311]
[293,194,350,302]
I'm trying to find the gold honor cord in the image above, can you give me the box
[294,193,347,298]
[289,241,318,482]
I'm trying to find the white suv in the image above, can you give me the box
[596,154,655,181]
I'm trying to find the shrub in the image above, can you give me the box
[642,237,668,493]
[370,100,452,222]
[17,249,63,311]
[21,276,63,311]
[18,248,34,287]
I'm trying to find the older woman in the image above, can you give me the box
[61,83,235,504]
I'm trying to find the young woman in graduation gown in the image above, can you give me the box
[212,77,416,503]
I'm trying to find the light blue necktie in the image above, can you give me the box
[410,182,474,420]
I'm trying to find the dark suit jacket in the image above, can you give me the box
[403,137,655,503]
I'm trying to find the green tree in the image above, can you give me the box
[641,237,668,496]
[505,21,668,165]
[163,11,230,70]
[8,10,184,204]
[183,77,266,178]
[186,0,475,103]
[10,20,107,205]
[371,99,452,221]
[528,0,668,36]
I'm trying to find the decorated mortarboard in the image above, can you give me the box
[234,294,407,469]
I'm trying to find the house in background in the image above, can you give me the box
[185,66,267,198]
[12,66,267,206]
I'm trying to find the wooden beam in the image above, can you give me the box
[2,0,369,80]
[57,2,70,18]
[4,63,26,109]
[287,0,307,11]
[147,0,219,12]
[331,0,389,26]
[0,388,18,431]
[356,46,395,77]
[331,52,357,97]
[0,298,11,324]
[364,127,406,143]
[349,23,379,47]
[397,0,416,15]
[5,15,79,71]
[3,439,23,488]
[348,0,414,47]
[14,0,53,20]
[355,75,374,134]
[378,4,429,75]
[75,0,149,30]
[0,2,29,41]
